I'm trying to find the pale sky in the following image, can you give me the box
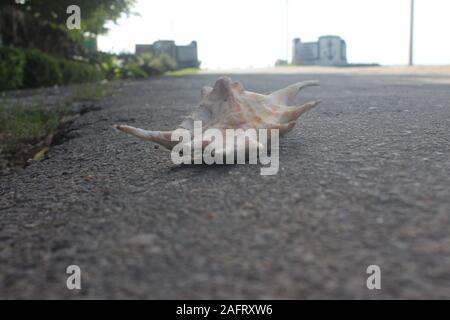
[98,0,450,69]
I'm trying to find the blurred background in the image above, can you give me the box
[1,0,450,92]
[98,0,450,68]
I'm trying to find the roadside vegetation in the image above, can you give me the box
[165,68,200,76]
[0,46,179,92]
[0,81,116,171]
[0,1,187,92]
[72,81,116,101]
[0,103,63,168]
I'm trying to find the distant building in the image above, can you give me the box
[135,40,199,69]
[292,35,347,66]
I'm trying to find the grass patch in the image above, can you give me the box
[164,68,200,76]
[0,81,115,171]
[0,103,65,168]
[73,81,115,101]
[0,105,59,140]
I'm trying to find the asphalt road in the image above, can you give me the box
[1,73,449,299]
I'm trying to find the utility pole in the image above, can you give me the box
[409,0,415,66]
[286,0,289,63]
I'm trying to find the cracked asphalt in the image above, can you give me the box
[0,73,449,299]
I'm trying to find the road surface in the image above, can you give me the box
[1,73,449,299]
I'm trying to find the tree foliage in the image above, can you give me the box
[0,0,136,57]
[0,0,136,35]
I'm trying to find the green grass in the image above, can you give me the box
[72,81,115,101]
[0,103,63,167]
[0,81,115,169]
[0,104,59,141]
[164,68,200,76]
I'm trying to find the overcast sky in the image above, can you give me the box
[98,0,450,69]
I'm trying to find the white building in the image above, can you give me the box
[292,35,347,66]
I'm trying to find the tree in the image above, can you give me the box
[0,0,136,57]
